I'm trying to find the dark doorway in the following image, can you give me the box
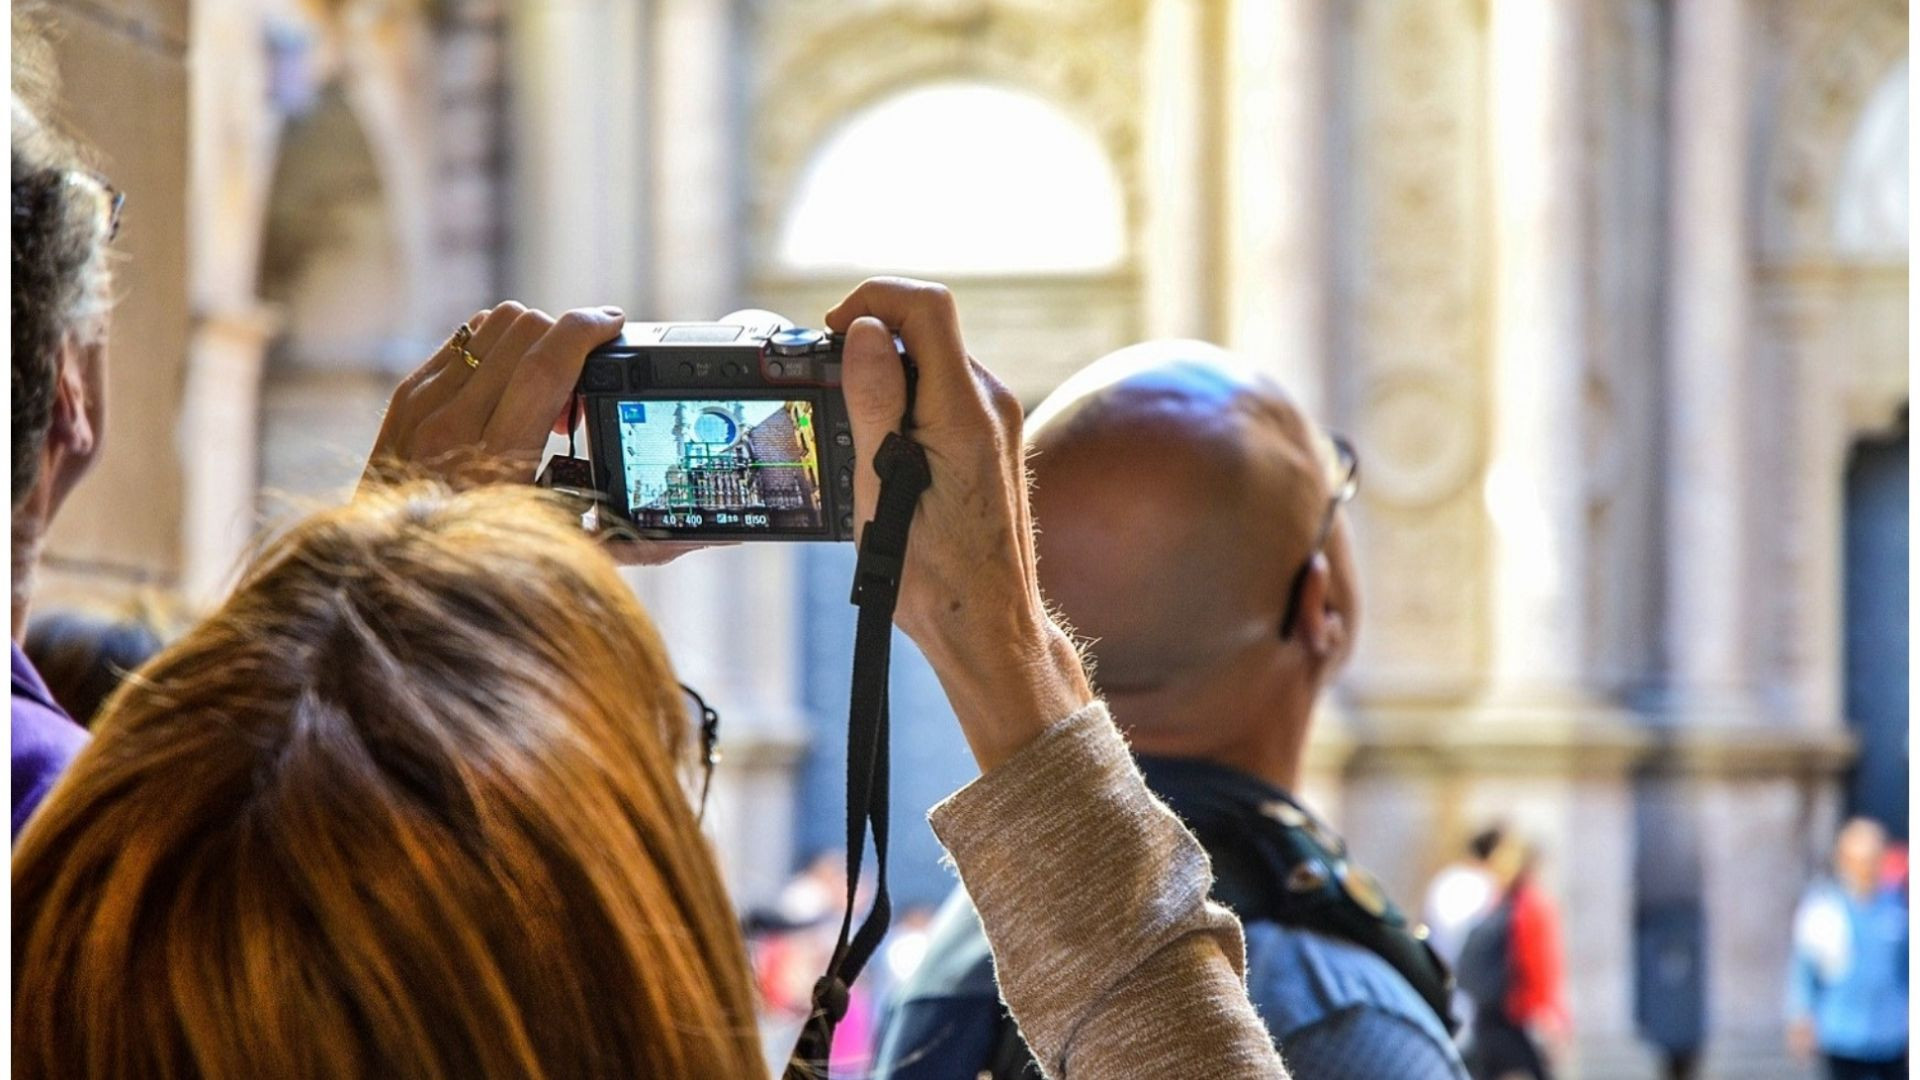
[1843,417,1908,840]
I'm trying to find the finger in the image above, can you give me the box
[449,306,556,427]
[840,315,909,536]
[396,307,491,392]
[423,302,525,416]
[824,277,974,402]
[467,302,524,358]
[481,306,624,455]
[409,308,500,415]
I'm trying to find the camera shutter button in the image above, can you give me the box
[768,327,826,356]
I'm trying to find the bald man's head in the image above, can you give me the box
[1028,342,1358,717]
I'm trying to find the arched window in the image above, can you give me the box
[777,82,1127,275]
[1833,60,1908,258]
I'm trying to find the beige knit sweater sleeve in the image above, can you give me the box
[929,702,1289,1080]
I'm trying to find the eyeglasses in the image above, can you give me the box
[1278,433,1359,641]
[102,183,125,243]
[681,682,721,822]
[65,170,123,242]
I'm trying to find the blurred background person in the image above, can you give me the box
[23,598,177,727]
[1787,817,1909,1080]
[746,851,879,1071]
[1457,835,1570,1080]
[1425,824,1510,1031]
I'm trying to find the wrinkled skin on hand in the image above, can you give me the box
[830,277,1093,770]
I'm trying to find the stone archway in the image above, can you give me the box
[254,83,406,515]
[743,2,1148,403]
[178,0,451,601]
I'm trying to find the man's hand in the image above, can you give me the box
[364,302,624,489]
[828,277,1093,771]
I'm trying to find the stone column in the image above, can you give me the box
[1224,0,1331,418]
[506,0,650,310]
[179,305,281,603]
[1483,0,1590,702]
[1662,0,1754,721]
[648,0,738,319]
[1140,0,1216,342]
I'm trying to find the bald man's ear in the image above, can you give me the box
[1291,554,1348,665]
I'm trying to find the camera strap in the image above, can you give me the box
[785,423,930,1079]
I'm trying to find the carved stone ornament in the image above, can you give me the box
[1763,0,1909,259]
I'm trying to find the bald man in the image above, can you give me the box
[872,343,1467,1079]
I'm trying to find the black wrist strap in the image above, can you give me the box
[785,427,930,1080]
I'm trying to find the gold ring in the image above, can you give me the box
[448,322,481,369]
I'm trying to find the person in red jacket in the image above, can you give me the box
[1466,841,1572,1080]
[1506,855,1572,1060]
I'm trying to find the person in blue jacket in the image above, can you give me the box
[1787,817,1908,1080]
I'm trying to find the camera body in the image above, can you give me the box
[569,315,860,541]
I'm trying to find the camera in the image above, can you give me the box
[557,312,864,541]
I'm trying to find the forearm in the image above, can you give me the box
[930,703,1286,1079]
[921,616,1093,772]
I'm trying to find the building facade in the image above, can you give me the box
[36,0,1908,1076]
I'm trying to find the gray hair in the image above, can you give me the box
[12,28,116,505]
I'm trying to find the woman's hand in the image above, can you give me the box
[361,302,719,568]
[829,277,1094,771]
[364,302,624,489]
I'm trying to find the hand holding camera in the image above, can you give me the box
[363,301,719,565]
[365,301,625,488]
[366,280,1091,771]
[830,277,1094,772]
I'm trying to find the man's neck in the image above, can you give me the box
[1119,699,1314,794]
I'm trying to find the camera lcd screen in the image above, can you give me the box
[615,398,825,533]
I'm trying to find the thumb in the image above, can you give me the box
[841,315,908,536]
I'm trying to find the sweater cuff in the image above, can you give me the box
[928,702,1242,1068]
[928,701,1127,843]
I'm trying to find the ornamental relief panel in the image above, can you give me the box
[1760,0,1908,260]
[1340,0,1491,698]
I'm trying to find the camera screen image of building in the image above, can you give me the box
[618,399,823,530]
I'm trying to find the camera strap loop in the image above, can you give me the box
[785,428,930,1080]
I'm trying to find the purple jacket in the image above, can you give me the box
[12,641,88,839]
